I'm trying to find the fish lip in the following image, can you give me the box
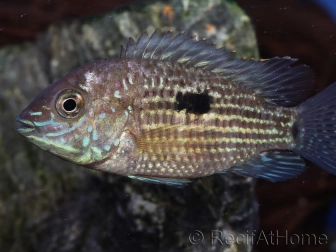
[15,117,35,134]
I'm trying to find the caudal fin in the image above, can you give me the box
[293,83,336,175]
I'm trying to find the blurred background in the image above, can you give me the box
[1,0,336,251]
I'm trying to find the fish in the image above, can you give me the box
[16,29,336,186]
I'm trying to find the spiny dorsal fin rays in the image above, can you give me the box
[151,30,174,59]
[168,35,197,62]
[202,47,235,70]
[143,29,165,59]
[121,29,235,68]
[215,57,297,82]
[125,37,136,58]
[121,29,314,107]
[134,32,150,58]
[211,57,314,106]
[160,31,189,60]
[169,35,200,63]
[185,42,218,66]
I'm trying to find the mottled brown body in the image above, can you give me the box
[99,58,296,178]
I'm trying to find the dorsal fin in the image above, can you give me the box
[213,57,314,106]
[120,29,235,67]
[121,29,314,107]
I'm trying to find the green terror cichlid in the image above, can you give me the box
[16,29,336,186]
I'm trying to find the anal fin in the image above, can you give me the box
[231,151,306,182]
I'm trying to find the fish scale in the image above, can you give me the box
[127,58,295,177]
[17,29,336,186]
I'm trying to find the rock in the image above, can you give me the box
[0,0,259,251]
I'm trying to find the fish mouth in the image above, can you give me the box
[16,117,35,134]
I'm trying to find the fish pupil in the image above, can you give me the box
[175,91,212,114]
[63,98,77,112]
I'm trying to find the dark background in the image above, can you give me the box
[1,0,336,251]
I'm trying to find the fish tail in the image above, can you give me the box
[293,83,336,174]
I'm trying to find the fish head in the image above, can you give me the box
[16,61,129,166]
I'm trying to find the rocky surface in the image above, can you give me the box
[0,0,259,251]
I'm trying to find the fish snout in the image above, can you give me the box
[16,108,46,135]
[16,115,36,135]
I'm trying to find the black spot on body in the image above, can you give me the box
[292,122,299,140]
[175,91,212,114]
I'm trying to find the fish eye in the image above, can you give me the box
[55,89,84,118]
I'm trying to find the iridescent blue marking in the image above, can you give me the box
[17,127,34,133]
[122,79,128,90]
[91,147,102,159]
[88,125,93,133]
[261,155,272,162]
[104,145,111,151]
[113,138,120,146]
[46,116,86,137]
[83,136,90,147]
[114,90,121,98]
[34,112,57,127]
[93,130,98,141]
[29,111,42,116]
[27,135,80,154]
[128,175,190,186]
[99,113,106,119]
[111,107,116,113]
[17,118,34,127]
